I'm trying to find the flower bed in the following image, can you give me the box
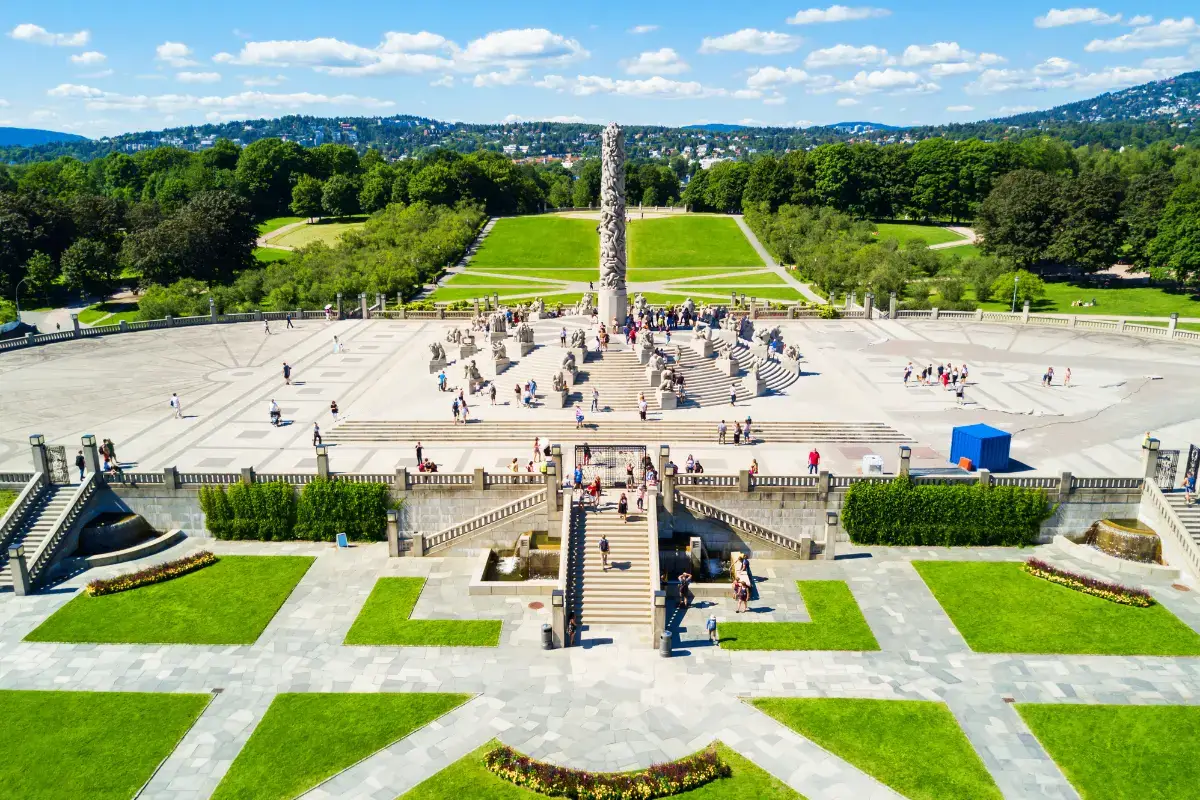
[85,551,218,596]
[484,744,730,799]
[1024,558,1154,607]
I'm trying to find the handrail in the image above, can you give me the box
[676,490,805,555]
[1072,477,1142,490]
[425,488,545,552]
[0,473,46,552]
[647,486,661,641]
[0,472,36,484]
[29,471,100,583]
[558,496,573,596]
[1141,481,1200,579]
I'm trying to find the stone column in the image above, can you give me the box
[163,466,180,490]
[71,313,81,338]
[551,444,563,485]
[824,511,838,561]
[209,297,217,323]
[316,445,330,479]
[978,469,992,487]
[817,469,830,501]
[551,589,566,648]
[849,291,857,310]
[898,445,911,477]
[931,307,940,320]
[1142,437,1160,483]
[597,123,628,326]
[241,467,255,485]
[473,468,486,490]
[544,463,559,517]
[1169,313,1179,337]
[661,470,674,514]
[336,292,344,320]
[657,444,669,477]
[1022,299,1031,323]
[738,470,751,492]
[689,536,704,574]
[8,547,31,596]
[82,434,102,475]
[864,292,874,320]
[387,509,401,557]
[1058,471,1072,505]
[410,532,426,558]
[395,466,410,490]
[29,434,49,476]
[889,292,897,318]
[652,590,666,649]
[360,293,369,319]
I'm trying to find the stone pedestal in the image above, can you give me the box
[519,341,536,357]
[646,367,662,388]
[490,328,507,342]
[691,338,714,358]
[637,345,652,365]
[658,389,677,410]
[574,346,588,366]
[428,357,448,375]
[598,288,627,330]
[467,378,485,395]
[551,388,570,408]
[459,340,477,360]
[742,373,766,397]
[563,369,577,388]
[494,356,511,375]
[717,354,738,377]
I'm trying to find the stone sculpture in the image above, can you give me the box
[428,342,446,361]
[445,328,463,344]
[552,371,566,392]
[515,323,534,343]
[597,123,627,325]
[491,340,508,360]
[633,293,649,317]
[562,351,577,373]
[569,328,588,349]
[753,324,781,347]
[464,360,482,382]
[784,344,801,361]
[491,311,507,334]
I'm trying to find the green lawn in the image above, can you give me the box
[628,266,759,282]
[462,266,598,281]
[718,581,880,651]
[399,740,803,799]
[344,577,502,646]
[78,301,140,325]
[212,693,469,800]
[271,218,367,249]
[629,216,763,267]
[667,272,787,286]
[752,698,1001,800]
[979,281,1200,318]
[427,286,551,303]
[26,555,315,645]
[443,273,568,288]
[941,243,982,260]
[873,222,967,247]
[0,690,211,800]
[913,561,1200,655]
[471,216,599,268]
[256,215,306,236]
[685,286,803,302]
[254,247,295,264]
[1018,704,1200,800]
[0,489,16,517]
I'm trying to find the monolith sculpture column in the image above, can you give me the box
[598,122,627,326]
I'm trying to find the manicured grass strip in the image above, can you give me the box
[628,267,759,282]
[977,280,1200,318]
[682,286,802,302]
[344,577,502,646]
[400,740,803,799]
[0,489,18,517]
[666,272,788,286]
[253,247,295,264]
[913,561,1200,655]
[25,555,315,645]
[471,216,599,268]
[256,215,306,236]
[1017,704,1200,800]
[628,216,763,267]
[463,266,598,279]
[0,689,211,800]
[272,219,366,249]
[941,243,982,260]
[718,581,879,651]
[752,698,1001,800]
[872,222,967,247]
[212,692,470,800]
[443,273,569,287]
[428,286,555,303]
[78,301,140,325]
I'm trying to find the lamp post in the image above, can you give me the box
[14,276,29,324]
[1010,274,1019,314]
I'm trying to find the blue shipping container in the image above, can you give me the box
[949,424,1011,472]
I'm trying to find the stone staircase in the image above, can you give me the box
[1166,493,1200,544]
[570,501,652,626]
[0,484,73,589]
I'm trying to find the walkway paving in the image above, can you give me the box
[7,539,1200,798]
[256,220,308,251]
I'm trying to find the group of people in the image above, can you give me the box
[716,418,755,445]
[1041,366,1071,387]
[74,438,122,480]
[903,361,970,405]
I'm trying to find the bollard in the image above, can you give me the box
[659,630,672,658]
[541,623,554,650]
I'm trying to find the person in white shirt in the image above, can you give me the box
[170,393,182,419]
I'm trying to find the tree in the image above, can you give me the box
[571,159,601,207]
[976,169,1062,269]
[290,175,325,219]
[1047,171,1126,273]
[1121,170,1175,273]
[24,250,58,292]
[990,269,1046,308]
[199,138,241,172]
[121,190,256,285]
[322,174,361,218]
[704,161,749,213]
[310,144,360,180]
[358,166,394,214]
[60,238,118,295]
[235,138,311,216]
[1149,180,1200,284]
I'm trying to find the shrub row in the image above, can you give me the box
[1024,558,1154,607]
[85,551,218,596]
[199,479,391,542]
[484,745,730,799]
[842,476,1053,547]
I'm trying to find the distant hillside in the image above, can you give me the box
[990,70,1200,126]
[831,121,902,131]
[680,124,757,132]
[0,127,88,147]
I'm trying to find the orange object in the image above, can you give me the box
[958,457,975,471]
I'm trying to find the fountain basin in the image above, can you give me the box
[1084,519,1161,564]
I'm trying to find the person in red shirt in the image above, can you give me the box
[808,448,820,475]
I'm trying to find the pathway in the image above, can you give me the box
[733,215,827,304]
[929,226,977,250]
[256,220,309,251]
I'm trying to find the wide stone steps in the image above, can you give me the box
[327,419,910,444]
[570,507,652,625]
[0,485,72,589]
[1166,495,1200,541]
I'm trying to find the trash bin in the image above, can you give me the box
[541,623,554,650]
[659,630,672,658]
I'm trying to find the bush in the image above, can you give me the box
[85,551,218,596]
[485,745,730,799]
[817,303,840,319]
[199,481,296,540]
[842,476,1052,547]
[295,479,391,541]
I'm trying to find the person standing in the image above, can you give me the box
[1064,367,1071,387]
[416,441,423,464]
[730,384,737,406]
[637,482,646,513]
[733,422,741,446]
[743,417,752,444]
[573,465,584,491]
[533,437,542,463]
[452,397,461,424]
[332,335,341,354]
[170,392,182,419]
[599,533,610,570]
[286,312,294,329]
[808,447,820,475]
[575,405,585,429]
[638,396,648,421]
[706,614,718,644]
[678,571,693,609]
[459,395,469,421]
[489,383,497,405]
[1184,470,1197,507]
[591,387,599,413]
[618,492,629,523]
[330,400,339,422]
[282,362,292,385]
[438,370,447,392]
[903,362,912,385]
[718,420,727,444]
[75,450,86,481]
[566,613,578,646]
[312,422,322,446]
[264,319,271,335]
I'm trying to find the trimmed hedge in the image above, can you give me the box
[199,479,391,541]
[842,476,1052,547]
[295,479,390,541]
[85,551,218,596]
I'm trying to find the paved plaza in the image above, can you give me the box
[2,316,1199,478]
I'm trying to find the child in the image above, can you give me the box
[706,614,718,644]
[618,492,629,523]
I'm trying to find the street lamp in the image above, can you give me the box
[14,277,29,324]
[1010,274,1019,313]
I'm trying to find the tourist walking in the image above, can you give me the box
[1184,470,1197,507]
[637,483,646,512]
[678,571,693,609]
[638,396,648,421]
[560,327,568,347]
[286,312,294,329]
[330,400,339,422]
[744,417,752,443]
[416,441,423,464]
[75,450,86,481]
[1064,367,1072,387]
[808,447,820,474]
[332,335,342,354]
[591,387,599,413]
[599,533,610,570]
[582,443,592,466]
[575,405,585,429]
[718,420,727,444]
[618,492,629,523]
[283,362,292,385]
[707,614,718,644]
[566,613,578,646]
[312,423,322,446]
[956,383,966,406]
[459,395,469,421]
[452,397,461,424]
[734,579,749,613]
[903,362,912,385]
[269,399,281,426]
[730,384,737,406]
[170,392,182,419]
[438,370,447,391]
[733,422,741,446]
[264,319,271,335]
[489,383,497,405]
[533,437,542,462]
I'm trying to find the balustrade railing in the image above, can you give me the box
[425,488,545,552]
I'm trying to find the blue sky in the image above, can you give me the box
[1,2,1198,137]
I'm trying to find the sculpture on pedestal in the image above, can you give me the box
[597,123,627,324]
[464,360,482,382]
[562,351,577,373]
[753,324,781,348]
[552,371,566,392]
[491,340,508,360]
[446,328,464,344]
[515,323,534,344]
[569,328,588,349]
[490,311,507,334]
[428,342,447,361]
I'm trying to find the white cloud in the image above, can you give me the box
[0,99,9,107]
[9,23,89,47]
[833,68,937,94]
[929,62,975,77]
[1085,17,1200,51]
[967,64,1168,93]
[547,75,734,99]
[901,41,970,65]
[502,113,589,123]
[380,32,450,53]
[156,42,198,67]
[623,48,689,75]
[746,66,813,88]
[1068,65,1164,89]
[629,25,659,34]
[1128,14,1152,25]
[999,104,1039,113]
[836,97,860,106]
[243,74,287,87]
[30,109,58,121]
[177,71,222,84]
[787,5,890,24]
[472,68,528,87]
[946,104,975,111]
[1035,8,1123,27]
[1142,45,1200,69]
[1035,56,1076,73]
[700,29,802,55]
[47,83,106,98]
[430,75,454,87]
[806,44,890,67]
[460,28,587,66]
[534,74,569,90]
[70,51,106,65]
[46,84,395,113]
